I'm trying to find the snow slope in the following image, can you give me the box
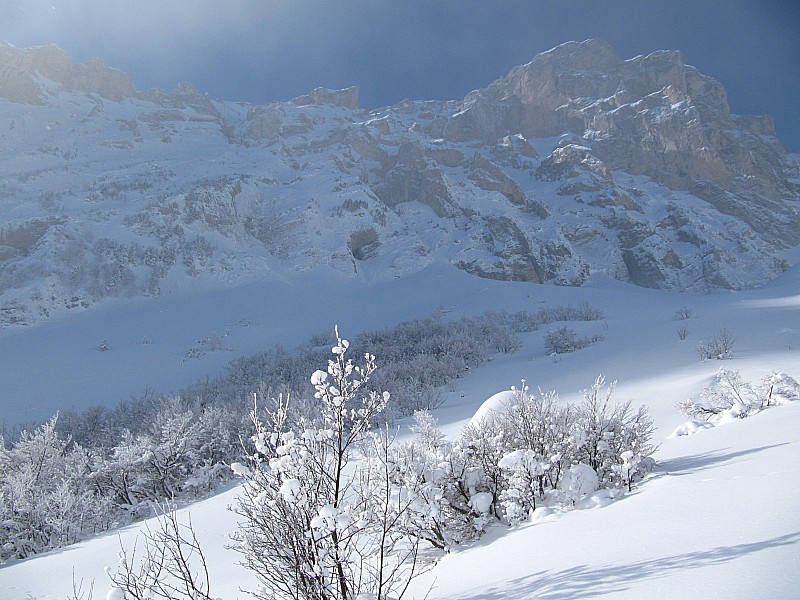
[1,265,799,598]
[407,404,800,599]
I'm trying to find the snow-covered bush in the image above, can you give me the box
[88,398,239,515]
[0,416,110,561]
[0,395,245,561]
[412,378,656,530]
[544,326,581,354]
[677,368,757,421]
[571,377,656,488]
[381,410,494,550]
[457,413,515,521]
[559,463,599,503]
[757,371,800,406]
[544,326,603,355]
[497,449,548,523]
[500,388,571,520]
[678,369,800,423]
[491,379,654,522]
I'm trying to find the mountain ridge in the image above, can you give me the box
[1,39,798,328]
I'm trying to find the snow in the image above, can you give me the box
[230,462,251,477]
[469,492,494,515]
[105,588,125,600]
[279,478,302,503]
[669,419,715,438]
[559,463,600,502]
[1,263,800,598]
[466,389,515,428]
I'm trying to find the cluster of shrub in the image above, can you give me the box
[99,337,654,600]
[677,368,800,422]
[178,301,605,421]
[0,398,241,562]
[184,310,522,425]
[508,300,606,355]
[0,303,606,564]
[387,375,656,550]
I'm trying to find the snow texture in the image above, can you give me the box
[2,252,800,600]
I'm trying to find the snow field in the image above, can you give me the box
[1,265,800,598]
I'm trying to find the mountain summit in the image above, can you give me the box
[1,39,798,327]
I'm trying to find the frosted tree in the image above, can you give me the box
[91,429,156,511]
[232,328,422,600]
[572,376,655,488]
[146,397,204,498]
[409,409,446,452]
[383,410,477,550]
[0,416,108,560]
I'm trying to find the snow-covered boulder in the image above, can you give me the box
[466,390,516,428]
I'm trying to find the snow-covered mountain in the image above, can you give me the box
[2,38,800,599]
[1,38,799,328]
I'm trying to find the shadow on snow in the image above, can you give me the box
[443,530,800,599]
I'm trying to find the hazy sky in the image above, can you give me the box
[1,0,798,151]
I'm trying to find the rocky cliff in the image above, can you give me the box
[445,40,797,246]
[0,41,136,103]
[0,39,798,326]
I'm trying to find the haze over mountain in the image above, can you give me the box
[1,32,800,600]
[1,39,798,332]
[3,1,798,153]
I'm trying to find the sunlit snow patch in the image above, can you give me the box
[466,389,516,428]
[669,419,715,438]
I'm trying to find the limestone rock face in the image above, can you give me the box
[0,42,135,102]
[371,142,457,218]
[444,39,797,246]
[292,86,360,109]
[68,58,136,100]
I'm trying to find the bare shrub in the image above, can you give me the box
[509,301,604,332]
[232,330,424,600]
[105,506,213,600]
[697,327,735,360]
[544,326,581,354]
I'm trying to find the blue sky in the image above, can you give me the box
[1,0,798,151]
